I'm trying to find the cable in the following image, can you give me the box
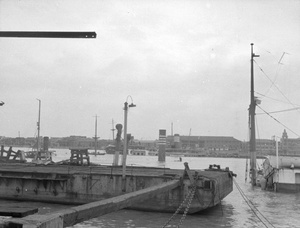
[233,178,275,228]
[257,105,300,137]
[256,107,300,115]
[254,60,300,115]
[255,91,300,107]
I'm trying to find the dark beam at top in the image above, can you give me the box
[0,31,96,38]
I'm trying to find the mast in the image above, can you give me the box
[249,43,259,186]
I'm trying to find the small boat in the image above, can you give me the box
[129,149,149,156]
[105,144,116,154]
[148,149,158,156]
[88,150,106,155]
[260,155,300,192]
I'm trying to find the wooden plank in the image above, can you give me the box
[0,207,38,217]
[6,179,181,228]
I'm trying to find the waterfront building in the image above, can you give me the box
[166,135,242,152]
[280,129,300,156]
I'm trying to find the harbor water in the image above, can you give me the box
[5,148,300,227]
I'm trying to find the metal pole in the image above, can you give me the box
[122,102,128,181]
[249,43,259,186]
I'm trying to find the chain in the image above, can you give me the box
[176,184,197,227]
[162,185,195,228]
[162,173,198,228]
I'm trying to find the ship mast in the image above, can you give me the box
[249,43,259,186]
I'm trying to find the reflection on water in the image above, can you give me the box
[8,148,300,227]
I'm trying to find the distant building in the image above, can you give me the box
[166,135,242,151]
[280,129,300,156]
[247,139,278,155]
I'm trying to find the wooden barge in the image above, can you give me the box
[0,162,233,214]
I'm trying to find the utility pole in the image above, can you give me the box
[249,43,259,186]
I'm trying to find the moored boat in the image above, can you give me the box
[0,161,234,214]
[261,155,300,192]
[88,149,106,155]
[105,144,116,154]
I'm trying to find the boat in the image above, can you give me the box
[129,149,149,156]
[148,148,158,156]
[261,155,300,192]
[105,144,116,154]
[0,125,235,216]
[88,149,106,155]
[247,44,300,192]
[0,160,235,214]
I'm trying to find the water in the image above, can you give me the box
[7,148,300,227]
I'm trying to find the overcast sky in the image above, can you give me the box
[1,0,300,141]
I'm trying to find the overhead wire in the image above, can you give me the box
[257,105,300,138]
[233,178,275,228]
[255,91,300,107]
[254,60,300,115]
[256,107,300,115]
[263,52,288,97]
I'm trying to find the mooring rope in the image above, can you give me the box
[232,178,275,228]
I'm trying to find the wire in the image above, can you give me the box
[254,60,300,115]
[257,105,300,137]
[256,107,300,115]
[233,178,275,228]
[264,59,283,97]
[255,91,300,107]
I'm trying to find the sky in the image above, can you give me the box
[1,0,300,141]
